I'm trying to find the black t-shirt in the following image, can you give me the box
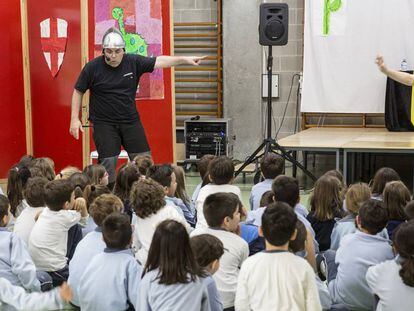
[74,54,156,124]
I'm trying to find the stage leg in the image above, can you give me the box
[343,150,348,185]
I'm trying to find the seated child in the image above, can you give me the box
[191,154,216,203]
[83,164,108,186]
[81,184,111,236]
[173,164,196,227]
[370,167,400,201]
[0,278,72,310]
[235,202,321,311]
[113,163,140,221]
[326,199,394,310]
[79,213,141,311]
[195,156,241,229]
[133,154,153,177]
[0,195,43,292]
[404,200,414,220]
[290,220,332,310]
[130,178,190,265]
[28,179,88,286]
[68,194,123,306]
[138,220,209,311]
[191,192,249,310]
[249,153,284,211]
[383,181,410,239]
[191,234,224,311]
[14,177,48,245]
[366,220,414,311]
[330,182,371,250]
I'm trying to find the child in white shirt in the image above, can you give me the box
[235,202,321,311]
[196,156,241,229]
[28,179,88,286]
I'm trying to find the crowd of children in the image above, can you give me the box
[0,153,414,311]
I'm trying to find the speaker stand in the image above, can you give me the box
[235,46,316,182]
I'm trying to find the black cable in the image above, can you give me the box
[294,76,301,134]
[275,74,300,139]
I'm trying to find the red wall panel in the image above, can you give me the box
[0,0,27,178]
[88,0,174,164]
[27,0,83,172]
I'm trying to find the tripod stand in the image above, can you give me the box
[235,46,316,181]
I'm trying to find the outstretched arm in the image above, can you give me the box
[69,90,85,140]
[154,55,207,69]
[376,55,414,86]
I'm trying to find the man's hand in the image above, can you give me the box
[375,55,388,74]
[183,55,208,66]
[69,118,84,140]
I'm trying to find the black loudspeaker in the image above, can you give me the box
[259,3,289,46]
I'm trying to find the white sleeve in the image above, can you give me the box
[234,264,251,311]
[303,267,323,311]
[315,276,331,310]
[0,278,65,310]
[137,274,152,311]
[167,206,192,232]
[61,210,81,229]
[366,263,381,294]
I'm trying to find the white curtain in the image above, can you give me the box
[301,0,414,113]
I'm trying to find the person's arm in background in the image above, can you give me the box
[154,56,207,69]
[376,55,414,86]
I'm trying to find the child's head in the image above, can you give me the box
[393,220,414,287]
[259,190,274,208]
[345,182,371,215]
[383,181,410,221]
[260,201,297,247]
[208,156,234,185]
[55,166,81,180]
[371,167,400,196]
[190,234,224,274]
[83,184,111,210]
[18,155,35,168]
[203,192,240,231]
[0,195,10,227]
[89,194,123,227]
[172,165,190,205]
[23,177,48,208]
[357,199,388,235]
[113,163,141,201]
[69,172,91,191]
[404,200,414,220]
[288,220,307,253]
[271,175,299,208]
[197,154,216,179]
[144,220,201,284]
[260,153,284,179]
[129,178,166,219]
[146,164,177,197]
[310,175,343,221]
[83,164,108,186]
[33,157,55,181]
[44,179,74,211]
[102,212,132,249]
[133,154,153,176]
[7,164,31,216]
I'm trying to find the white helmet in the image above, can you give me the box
[102,27,125,49]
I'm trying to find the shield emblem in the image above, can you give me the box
[40,18,68,77]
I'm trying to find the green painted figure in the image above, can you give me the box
[323,0,342,35]
[112,7,148,56]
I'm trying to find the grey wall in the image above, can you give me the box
[173,0,305,161]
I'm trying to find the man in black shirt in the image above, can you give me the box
[70,27,204,186]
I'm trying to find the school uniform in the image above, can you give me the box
[165,196,197,226]
[191,182,202,203]
[68,227,106,306]
[328,231,394,310]
[0,228,40,292]
[386,220,405,240]
[81,216,97,237]
[330,215,389,250]
[13,201,44,246]
[306,213,337,252]
[235,250,322,311]
[366,257,414,311]
[195,184,242,229]
[202,273,223,311]
[248,179,273,211]
[191,227,249,309]
[138,269,210,311]
[0,277,65,311]
[79,248,141,311]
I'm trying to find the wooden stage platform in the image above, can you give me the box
[278,128,414,184]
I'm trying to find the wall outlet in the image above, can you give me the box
[262,73,279,98]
